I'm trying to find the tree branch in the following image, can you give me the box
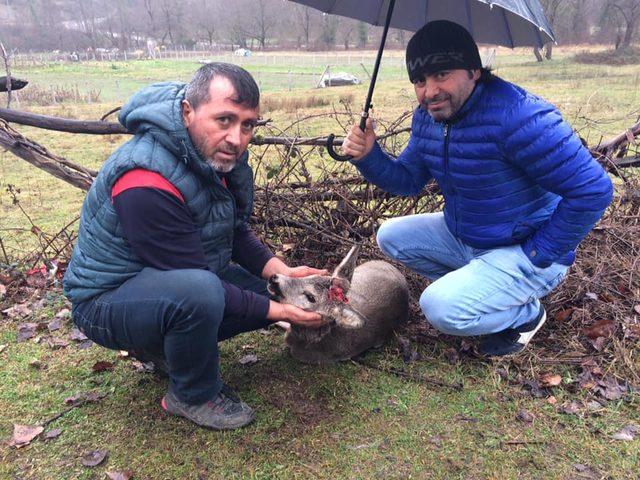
[0,107,269,135]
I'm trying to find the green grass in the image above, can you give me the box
[1,48,639,479]
[1,293,638,479]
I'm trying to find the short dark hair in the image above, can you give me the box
[185,62,259,110]
[467,67,494,83]
[478,67,494,83]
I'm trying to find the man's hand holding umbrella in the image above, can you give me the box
[341,117,377,162]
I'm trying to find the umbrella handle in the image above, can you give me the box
[326,114,368,162]
[326,134,352,162]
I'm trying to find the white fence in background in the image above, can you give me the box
[11,48,408,70]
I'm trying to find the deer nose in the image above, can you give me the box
[267,275,283,298]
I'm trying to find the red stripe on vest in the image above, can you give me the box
[111,169,185,202]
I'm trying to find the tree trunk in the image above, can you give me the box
[621,20,636,49]
[533,48,544,62]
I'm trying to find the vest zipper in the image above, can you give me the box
[218,174,237,242]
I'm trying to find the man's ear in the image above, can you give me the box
[471,69,481,81]
[182,99,194,128]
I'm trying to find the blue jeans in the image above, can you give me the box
[376,213,568,336]
[72,264,270,405]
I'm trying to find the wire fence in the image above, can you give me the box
[11,48,408,69]
[9,49,412,101]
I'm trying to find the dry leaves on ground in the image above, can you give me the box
[92,361,115,373]
[539,373,562,387]
[611,425,639,441]
[81,449,108,467]
[8,424,44,448]
[106,471,134,480]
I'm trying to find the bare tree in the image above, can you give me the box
[155,0,187,47]
[340,20,355,50]
[293,4,314,50]
[357,21,368,49]
[539,0,568,59]
[249,0,279,49]
[1,42,13,108]
[142,0,158,39]
[4,0,629,53]
[223,1,251,49]
[394,28,406,48]
[602,0,640,50]
[74,0,101,51]
[189,0,223,48]
[320,13,340,49]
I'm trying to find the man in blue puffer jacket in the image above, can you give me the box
[63,63,328,430]
[341,21,613,357]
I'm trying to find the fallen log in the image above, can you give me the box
[592,120,640,158]
[0,107,127,135]
[0,76,28,92]
[0,120,95,190]
[0,107,268,135]
[0,106,342,147]
[0,107,637,197]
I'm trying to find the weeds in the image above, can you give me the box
[574,47,640,65]
[13,84,101,106]
[262,92,354,113]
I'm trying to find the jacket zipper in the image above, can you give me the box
[218,174,237,241]
[443,123,457,235]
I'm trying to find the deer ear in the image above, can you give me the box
[330,276,351,295]
[331,244,361,281]
[334,305,366,329]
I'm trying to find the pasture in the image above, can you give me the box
[1,48,639,479]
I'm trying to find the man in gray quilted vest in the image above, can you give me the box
[63,63,328,430]
[342,21,613,357]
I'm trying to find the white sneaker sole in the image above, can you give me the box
[516,309,547,347]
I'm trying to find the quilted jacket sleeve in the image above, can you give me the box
[352,113,433,196]
[503,98,613,268]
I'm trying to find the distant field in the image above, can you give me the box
[10,46,639,132]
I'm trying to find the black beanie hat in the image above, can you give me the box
[406,20,482,83]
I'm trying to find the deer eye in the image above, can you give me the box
[304,292,316,303]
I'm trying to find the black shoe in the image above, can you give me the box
[161,384,255,430]
[478,308,547,357]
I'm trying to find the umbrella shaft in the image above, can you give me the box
[360,0,396,131]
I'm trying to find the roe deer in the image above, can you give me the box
[268,245,409,364]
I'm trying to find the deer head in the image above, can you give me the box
[267,245,366,328]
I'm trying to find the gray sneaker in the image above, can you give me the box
[161,384,255,430]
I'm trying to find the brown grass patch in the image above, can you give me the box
[13,84,102,106]
[573,47,640,65]
[262,92,354,113]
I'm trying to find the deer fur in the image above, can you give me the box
[268,245,409,364]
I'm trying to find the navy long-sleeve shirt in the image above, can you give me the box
[111,169,274,323]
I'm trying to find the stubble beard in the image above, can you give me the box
[423,93,455,122]
[209,157,236,173]
[192,136,238,173]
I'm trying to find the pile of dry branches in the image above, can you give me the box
[1,108,639,380]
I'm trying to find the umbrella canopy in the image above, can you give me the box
[290,0,554,48]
